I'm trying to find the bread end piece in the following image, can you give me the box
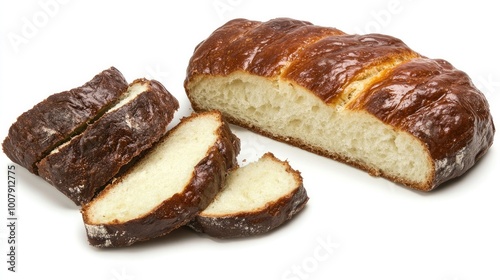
[189,152,308,238]
[37,78,179,206]
[2,67,128,174]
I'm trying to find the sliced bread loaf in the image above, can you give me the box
[185,18,495,191]
[2,67,128,174]
[189,152,308,238]
[37,78,179,206]
[81,111,240,247]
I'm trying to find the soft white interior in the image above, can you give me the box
[202,154,299,215]
[86,113,220,224]
[107,81,149,113]
[188,72,432,185]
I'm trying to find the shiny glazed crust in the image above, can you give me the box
[81,111,241,248]
[2,67,128,173]
[185,18,495,191]
[37,79,179,206]
[349,58,495,187]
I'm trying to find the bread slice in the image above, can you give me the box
[184,18,495,191]
[2,67,128,174]
[189,152,308,238]
[37,78,179,206]
[81,111,240,247]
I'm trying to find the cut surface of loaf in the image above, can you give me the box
[37,78,179,206]
[189,152,308,238]
[81,111,240,247]
[185,18,495,191]
[2,67,128,174]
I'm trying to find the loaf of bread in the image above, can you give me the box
[189,152,308,238]
[2,67,128,174]
[81,111,240,247]
[37,78,179,206]
[185,18,495,191]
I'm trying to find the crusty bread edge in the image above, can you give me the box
[81,111,240,247]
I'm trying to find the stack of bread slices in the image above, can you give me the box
[2,67,309,247]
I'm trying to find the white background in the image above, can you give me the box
[1,1,499,279]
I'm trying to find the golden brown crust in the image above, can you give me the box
[189,152,308,239]
[349,58,495,189]
[81,111,240,247]
[36,79,179,206]
[283,33,419,104]
[185,18,495,191]
[2,67,128,174]
[185,18,345,80]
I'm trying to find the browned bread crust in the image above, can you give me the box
[189,152,308,238]
[81,111,240,247]
[2,67,128,173]
[184,18,495,191]
[37,79,179,206]
[348,58,495,187]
